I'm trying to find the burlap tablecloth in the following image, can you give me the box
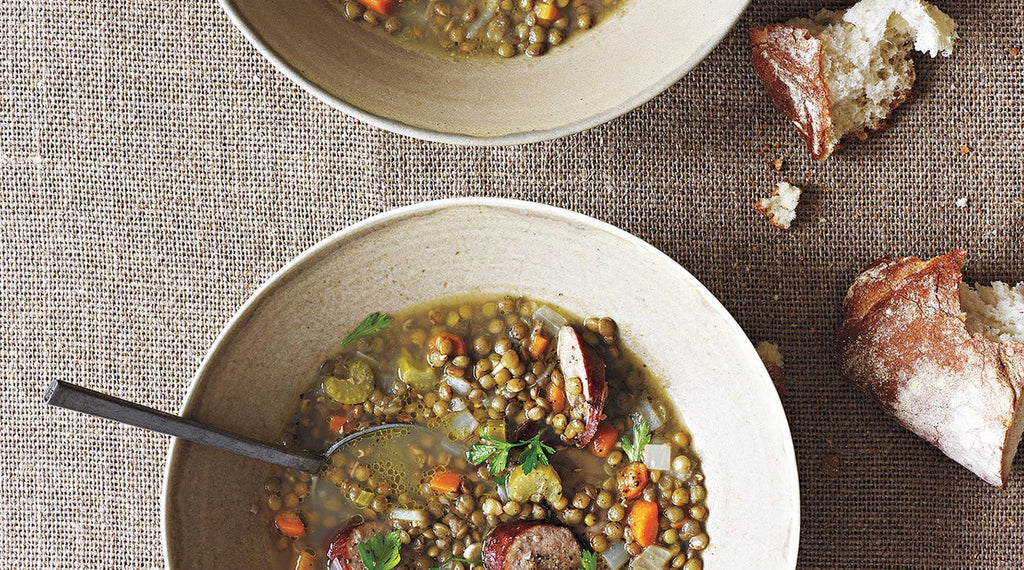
[3,0,1023,567]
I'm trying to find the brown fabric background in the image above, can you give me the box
[2,0,1023,567]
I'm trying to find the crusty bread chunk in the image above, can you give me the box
[838,251,1024,486]
[750,0,957,159]
[753,181,801,229]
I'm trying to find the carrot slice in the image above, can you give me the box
[430,470,463,494]
[527,334,549,358]
[274,511,307,538]
[547,383,566,414]
[628,500,659,548]
[588,422,618,457]
[293,549,316,570]
[431,332,467,357]
[328,414,347,433]
[534,2,558,20]
[616,461,648,500]
[356,0,394,14]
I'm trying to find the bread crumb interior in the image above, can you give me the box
[960,281,1024,344]
[756,182,801,229]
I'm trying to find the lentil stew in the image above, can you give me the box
[262,295,708,570]
[333,0,624,59]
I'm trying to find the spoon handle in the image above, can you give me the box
[44,379,322,474]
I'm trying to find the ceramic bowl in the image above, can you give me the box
[219,0,749,144]
[162,198,799,568]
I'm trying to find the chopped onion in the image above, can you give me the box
[440,437,467,457]
[637,397,664,432]
[629,545,672,570]
[465,4,494,38]
[496,480,509,502]
[354,351,379,367]
[535,361,557,384]
[667,470,693,484]
[602,541,629,570]
[532,305,568,336]
[643,443,672,471]
[377,371,398,395]
[447,410,479,441]
[389,508,428,525]
[446,375,472,396]
[356,351,394,392]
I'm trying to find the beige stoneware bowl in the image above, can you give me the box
[219,0,749,144]
[162,198,799,568]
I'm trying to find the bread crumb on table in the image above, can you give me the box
[822,454,841,477]
[753,181,802,230]
[756,341,786,396]
[955,197,969,208]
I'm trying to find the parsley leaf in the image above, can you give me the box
[466,439,505,465]
[580,549,598,570]
[343,312,393,346]
[620,413,652,463]
[356,530,402,570]
[519,435,555,475]
[466,429,554,476]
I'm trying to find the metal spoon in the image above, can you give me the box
[43,379,413,475]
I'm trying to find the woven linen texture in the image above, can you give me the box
[2,0,1023,567]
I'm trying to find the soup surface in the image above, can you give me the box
[333,0,623,58]
[262,296,708,570]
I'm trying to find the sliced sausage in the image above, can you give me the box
[557,325,608,447]
[326,521,387,570]
[483,521,582,570]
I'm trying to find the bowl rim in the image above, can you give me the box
[216,0,750,145]
[160,197,800,567]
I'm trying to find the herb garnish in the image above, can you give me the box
[621,413,652,463]
[580,549,598,570]
[466,428,555,476]
[343,312,393,346]
[356,530,402,570]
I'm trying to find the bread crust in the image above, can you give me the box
[749,25,833,160]
[838,250,1024,486]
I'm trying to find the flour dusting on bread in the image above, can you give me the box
[838,251,1024,486]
